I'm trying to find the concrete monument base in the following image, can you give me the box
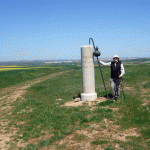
[81,93,97,101]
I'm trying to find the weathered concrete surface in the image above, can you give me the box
[81,45,97,101]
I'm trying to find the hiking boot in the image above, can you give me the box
[115,96,118,101]
[112,96,115,100]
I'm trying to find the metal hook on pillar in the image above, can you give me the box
[89,38,96,50]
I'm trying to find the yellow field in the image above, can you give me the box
[0,66,25,68]
[0,66,62,71]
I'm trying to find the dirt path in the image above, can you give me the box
[0,70,70,150]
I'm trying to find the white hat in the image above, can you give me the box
[113,55,119,58]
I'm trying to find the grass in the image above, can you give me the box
[0,60,150,149]
[91,140,108,145]
[73,134,86,141]
[0,66,63,89]
[6,68,114,149]
[143,81,150,88]
[97,100,114,106]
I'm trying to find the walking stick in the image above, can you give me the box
[120,78,125,99]
[97,57,108,98]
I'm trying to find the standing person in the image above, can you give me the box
[97,55,125,101]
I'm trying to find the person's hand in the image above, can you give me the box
[119,75,122,78]
[97,59,100,62]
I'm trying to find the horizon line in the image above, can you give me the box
[0,57,149,62]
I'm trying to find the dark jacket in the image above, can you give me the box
[111,61,121,79]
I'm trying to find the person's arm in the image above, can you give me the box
[97,59,111,67]
[119,64,125,78]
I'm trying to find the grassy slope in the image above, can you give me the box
[0,62,75,89]
[1,61,150,149]
[0,67,63,89]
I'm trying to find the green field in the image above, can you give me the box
[0,59,150,150]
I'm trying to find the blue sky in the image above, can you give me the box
[0,0,150,61]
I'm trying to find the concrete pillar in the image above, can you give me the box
[81,45,97,101]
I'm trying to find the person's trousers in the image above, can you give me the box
[110,78,122,98]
